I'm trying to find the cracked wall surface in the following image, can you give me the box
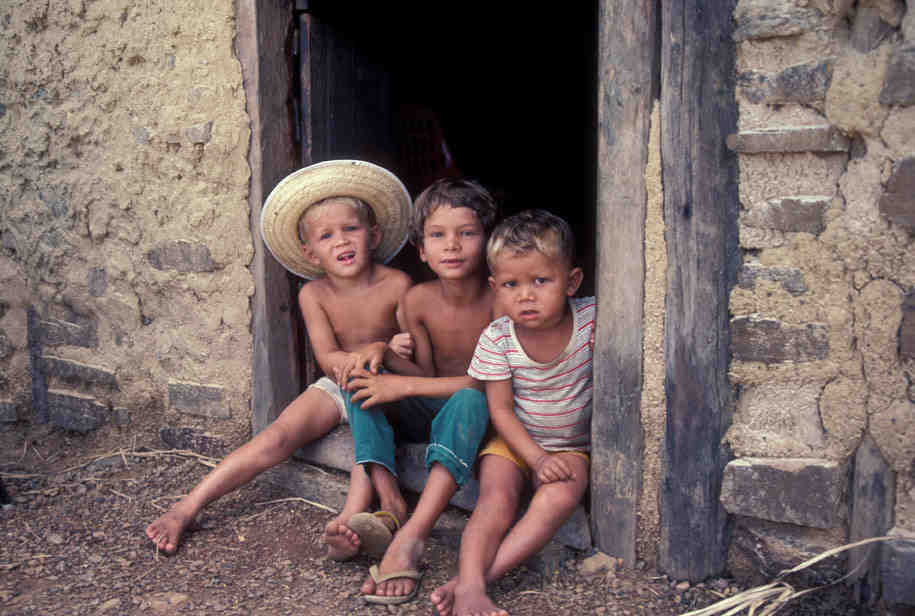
[0,0,254,449]
[726,0,915,596]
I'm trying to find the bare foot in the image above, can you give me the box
[145,505,194,554]
[360,530,425,600]
[453,582,508,616]
[323,516,360,561]
[430,577,458,616]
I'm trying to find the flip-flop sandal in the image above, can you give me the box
[348,511,400,558]
[362,564,424,605]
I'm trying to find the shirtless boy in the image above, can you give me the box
[341,178,500,605]
[145,160,413,561]
[432,209,595,616]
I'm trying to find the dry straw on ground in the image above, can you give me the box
[681,536,909,616]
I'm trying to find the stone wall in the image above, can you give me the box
[0,0,254,451]
[725,0,914,605]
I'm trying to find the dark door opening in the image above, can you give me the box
[293,3,598,386]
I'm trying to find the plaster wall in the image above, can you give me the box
[0,0,254,449]
[726,0,915,593]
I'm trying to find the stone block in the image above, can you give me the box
[879,156,915,230]
[742,195,829,234]
[731,316,829,364]
[850,7,894,52]
[36,316,98,348]
[738,264,808,296]
[294,424,354,471]
[296,427,592,551]
[0,401,17,423]
[0,329,12,360]
[185,121,213,144]
[167,381,229,419]
[47,390,107,433]
[720,457,846,528]
[879,44,915,106]
[733,2,825,41]
[727,126,850,153]
[147,241,218,273]
[88,267,107,297]
[902,292,915,361]
[881,527,915,606]
[39,355,118,391]
[848,436,895,583]
[159,427,227,458]
[728,515,847,586]
[738,59,834,104]
[726,382,825,457]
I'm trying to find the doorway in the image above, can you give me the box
[292,2,599,385]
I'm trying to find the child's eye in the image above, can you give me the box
[461,230,477,237]
[534,277,550,285]
[502,280,517,289]
[319,232,332,240]
[428,231,444,238]
[343,225,359,232]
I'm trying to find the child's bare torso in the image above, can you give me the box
[308,265,408,352]
[411,281,494,377]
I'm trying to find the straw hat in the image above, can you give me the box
[260,160,412,279]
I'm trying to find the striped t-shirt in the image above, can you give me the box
[468,296,595,452]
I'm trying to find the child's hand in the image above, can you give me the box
[347,369,405,408]
[533,453,576,484]
[389,332,414,360]
[334,342,386,388]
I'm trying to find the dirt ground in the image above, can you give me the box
[1,424,870,616]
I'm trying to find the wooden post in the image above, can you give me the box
[658,0,739,581]
[591,0,658,566]
[237,0,301,434]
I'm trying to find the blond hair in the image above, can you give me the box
[486,209,575,270]
[297,196,376,244]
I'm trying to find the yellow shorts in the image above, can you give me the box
[478,436,590,476]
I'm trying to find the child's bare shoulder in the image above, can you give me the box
[375,264,412,293]
[403,280,441,313]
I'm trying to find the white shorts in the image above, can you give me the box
[307,376,348,424]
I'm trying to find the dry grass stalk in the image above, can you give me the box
[680,536,909,616]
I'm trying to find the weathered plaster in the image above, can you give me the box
[638,102,665,566]
[0,0,254,446]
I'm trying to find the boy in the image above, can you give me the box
[431,209,595,616]
[145,160,414,561]
[342,178,500,605]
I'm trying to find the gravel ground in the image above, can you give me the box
[0,425,870,616]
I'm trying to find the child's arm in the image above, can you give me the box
[487,379,577,484]
[297,285,366,379]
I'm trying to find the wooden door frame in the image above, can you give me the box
[240,0,740,581]
[594,0,738,579]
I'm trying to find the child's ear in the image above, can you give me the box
[418,240,428,264]
[566,267,583,296]
[488,276,496,289]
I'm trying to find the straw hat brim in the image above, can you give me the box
[260,160,412,279]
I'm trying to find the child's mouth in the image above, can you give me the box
[337,251,355,263]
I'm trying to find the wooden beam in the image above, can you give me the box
[237,0,301,435]
[658,0,739,581]
[591,0,658,567]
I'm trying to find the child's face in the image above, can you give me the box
[489,249,582,331]
[301,200,380,278]
[418,205,486,281]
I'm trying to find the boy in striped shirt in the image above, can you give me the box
[432,209,595,616]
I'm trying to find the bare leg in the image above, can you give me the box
[368,462,408,526]
[431,455,523,616]
[324,464,373,560]
[362,463,457,600]
[434,454,589,616]
[145,388,343,554]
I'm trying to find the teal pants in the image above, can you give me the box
[345,388,489,488]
